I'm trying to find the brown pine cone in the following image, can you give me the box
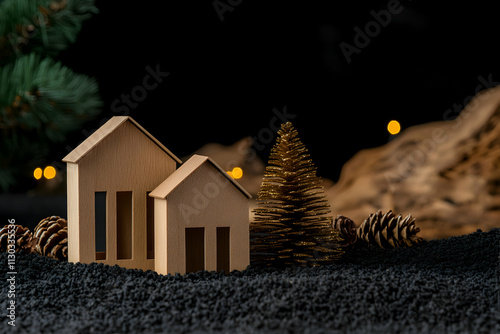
[357,210,423,249]
[331,215,357,248]
[0,224,36,254]
[34,216,68,261]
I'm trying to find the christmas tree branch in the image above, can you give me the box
[0,0,98,64]
[0,54,101,190]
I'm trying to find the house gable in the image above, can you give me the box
[149,154,251,200]
[63,116,181,164]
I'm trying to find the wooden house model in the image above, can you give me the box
[63,116,250,275]
[149,154,250,275]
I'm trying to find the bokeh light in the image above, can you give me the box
[387,120,401,135]
[34,167,43,180]
[232,167,243,179]
[227,167,243,179]
[43,166,56,179]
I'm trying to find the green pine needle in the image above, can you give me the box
[0,0,98,62]
[0,54,101,190]
[0,53,101,133]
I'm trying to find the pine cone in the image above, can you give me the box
[34,216,68,261]
[357,210,423,249]
[0,224,36,254]
[331,215,357,248]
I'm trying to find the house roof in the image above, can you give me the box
[62,116,182,164]
[149,154,252,199]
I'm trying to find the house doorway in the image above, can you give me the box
[185,227,205,273]
[216,227,230,273]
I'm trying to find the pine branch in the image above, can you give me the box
[0,53,101,190]
[0,53,101,133]
[0,0,98,63]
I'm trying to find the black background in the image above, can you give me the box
[55,0,500,182]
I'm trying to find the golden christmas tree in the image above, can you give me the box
[251,122,343,267]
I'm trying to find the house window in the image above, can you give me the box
[185,227,205,273]
[217,227,230,273]
[146,192,154,259]
[117,191,133,260]
[95,192,107,260]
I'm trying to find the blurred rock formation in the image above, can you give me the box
[326,87,500,239]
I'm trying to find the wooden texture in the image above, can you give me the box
[64,117,178,271]
[150,155,250,275]
[63,116,181,164]
[153,199,168,274]
[66,163,80,263]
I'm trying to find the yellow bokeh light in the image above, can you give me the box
[34,167,43,180]
[387,120,401,135]
[232,167,243,179]
[43,166,56,180]
[226,171,234,178]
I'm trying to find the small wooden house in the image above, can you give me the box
[149,154,251,275]
[63,116,250,275]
